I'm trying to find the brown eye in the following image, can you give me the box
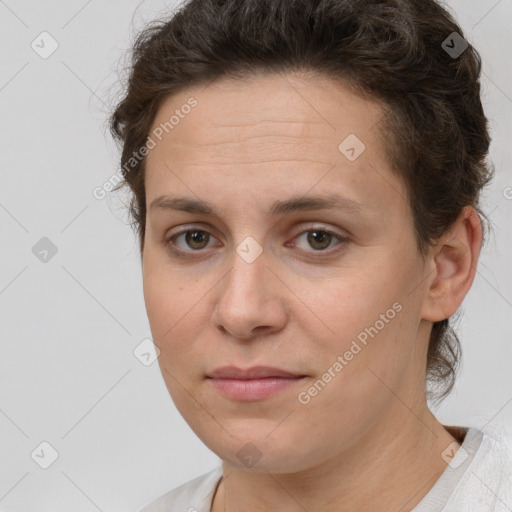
[185,230,210,250]
[291,228,346,253]
[306,230,333,250]
[166,229,217,254]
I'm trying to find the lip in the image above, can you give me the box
[206,366,307,401]
[207,365,304,379]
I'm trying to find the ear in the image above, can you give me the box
[421,206,483,322]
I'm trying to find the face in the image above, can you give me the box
[142,72,433,473]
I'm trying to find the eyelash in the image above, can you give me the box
[164,226,349,258]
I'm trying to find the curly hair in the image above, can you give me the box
[110,0,493,402]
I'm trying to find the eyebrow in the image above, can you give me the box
[149,193,367,216]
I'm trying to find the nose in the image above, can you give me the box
[210,247,288,340]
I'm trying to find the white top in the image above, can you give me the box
[138,426,512,512]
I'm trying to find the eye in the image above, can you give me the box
[290,228,348,253]
[165,225,349,258]
[166,229,219,255]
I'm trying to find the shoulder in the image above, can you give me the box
[138,465,223,512]
[446,425,512,511]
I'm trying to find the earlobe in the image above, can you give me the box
[421,207,483,322]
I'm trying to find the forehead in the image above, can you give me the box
[144,72,407,219]
[148,72,386,157]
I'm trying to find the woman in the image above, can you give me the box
[110,0,512,510]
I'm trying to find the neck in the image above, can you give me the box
[211,405,458,512]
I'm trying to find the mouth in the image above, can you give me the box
[206,366,307,401]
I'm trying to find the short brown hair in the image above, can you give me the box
[110,0,493,402]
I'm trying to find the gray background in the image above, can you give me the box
[0,0,511,510]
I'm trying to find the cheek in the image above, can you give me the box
[143,254,190,360]
[143,269,175,335]
[295,260,417,380]
[142,247,194,331]
[142,256,217,379]
[291,292,412,450]
[294,267,397,340]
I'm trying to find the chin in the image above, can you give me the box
[201,429,316,474]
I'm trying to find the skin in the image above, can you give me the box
[141,71,482,511]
